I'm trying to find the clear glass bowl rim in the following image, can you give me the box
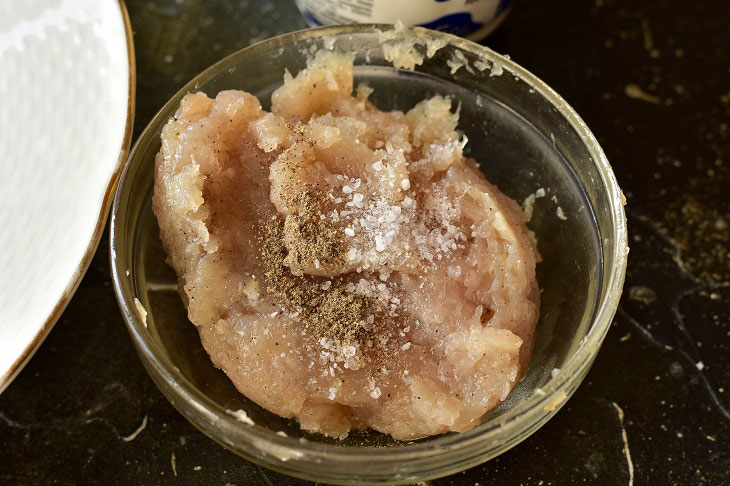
[110,23,628,475]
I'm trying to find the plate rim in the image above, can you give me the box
[0,0,137,393]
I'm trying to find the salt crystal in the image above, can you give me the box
[375,235,385,252]
[343,185,353,194]
[370,387,382,399]
[401,342,411,350]
[344,227,355,237]
[400,179,411,190]
[353,193,364,208]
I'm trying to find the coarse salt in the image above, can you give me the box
[375,235,385,252]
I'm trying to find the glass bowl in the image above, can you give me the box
[110,24,627,485]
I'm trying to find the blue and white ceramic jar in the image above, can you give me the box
[294,0,512,41]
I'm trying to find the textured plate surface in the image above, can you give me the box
[0,0,134,391]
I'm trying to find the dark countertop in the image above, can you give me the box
[2,0,728,484]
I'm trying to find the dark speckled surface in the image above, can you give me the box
[1,0,729,484]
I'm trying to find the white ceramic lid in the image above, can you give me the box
[0,0,135,391]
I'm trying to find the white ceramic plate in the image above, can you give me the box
[0,0,134,392]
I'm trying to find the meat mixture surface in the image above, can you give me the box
[153,51,540,440]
